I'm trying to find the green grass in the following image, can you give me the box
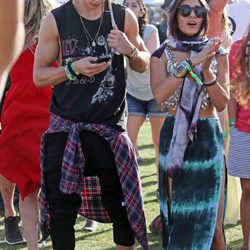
[0,120,244,249]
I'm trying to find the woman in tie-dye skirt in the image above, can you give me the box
[150,0,229,249]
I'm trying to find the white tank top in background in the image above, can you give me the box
[126,24,157,101]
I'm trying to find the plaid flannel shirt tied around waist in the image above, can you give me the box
[39,113,148,250]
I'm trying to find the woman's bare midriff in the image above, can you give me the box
[167,104,219,118]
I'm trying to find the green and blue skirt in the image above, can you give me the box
[159,116,224,250]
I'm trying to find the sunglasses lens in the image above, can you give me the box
[178,5,207,18]
[178,6,191,17]
[194,6,207,18]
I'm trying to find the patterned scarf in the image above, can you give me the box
[165,36,226,179]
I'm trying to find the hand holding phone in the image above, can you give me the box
[95,55,111,63]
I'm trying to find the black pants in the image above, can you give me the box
[44,131,135,250]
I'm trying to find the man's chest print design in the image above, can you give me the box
[62,35,116,104]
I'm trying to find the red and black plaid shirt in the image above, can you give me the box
[40,113,148,249]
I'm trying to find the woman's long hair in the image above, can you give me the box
[231,26,250,108]
[123,0,148,38]
[24,0,52,47]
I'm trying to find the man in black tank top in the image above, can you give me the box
[33,1,150,250]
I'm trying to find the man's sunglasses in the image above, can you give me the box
[178,5,208,18]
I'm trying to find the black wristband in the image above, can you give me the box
[186,58,193,68]
[67,62,78,77]
[203,79,217,87]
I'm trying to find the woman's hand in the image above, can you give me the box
[190,37,222,68]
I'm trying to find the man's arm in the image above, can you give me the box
[107,8,150,73]
[34,13,110,87]
[33,13,66,87]
[0,0,25,99]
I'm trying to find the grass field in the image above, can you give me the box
[0,120,244,249]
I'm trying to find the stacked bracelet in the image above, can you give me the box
[126,46,139,60]
[64,58,80,81]
[173,59,203,85]
[70,62,80,76]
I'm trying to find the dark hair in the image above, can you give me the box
[168,0,210,39]
[123,0,147,38]
[231,25,250,108]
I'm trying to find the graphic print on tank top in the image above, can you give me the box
[61,31,115,105]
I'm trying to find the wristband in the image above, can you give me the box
[223,129,231,138]
[173,64,188,78]
[65,65,76,81]
[182,60,203,85]
[186,58,193,67]
[203,76,217,87]
[229,118,236,128]
[71,62,80,76]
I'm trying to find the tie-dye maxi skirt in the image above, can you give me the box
[159,116,224,250]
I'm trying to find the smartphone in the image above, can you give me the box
[95,55,111,63]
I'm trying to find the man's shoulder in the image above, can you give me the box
[52,1,71,16]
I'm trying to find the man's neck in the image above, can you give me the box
[73,0,104,20]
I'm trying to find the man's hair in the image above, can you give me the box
[168,0,210,39]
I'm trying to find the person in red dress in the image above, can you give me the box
[0,0,52,248]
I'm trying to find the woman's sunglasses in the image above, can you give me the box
[178,5,208,18]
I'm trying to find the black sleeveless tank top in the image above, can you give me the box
[51,1,126,130]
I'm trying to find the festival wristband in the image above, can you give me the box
[173,59,202,85]
[65,65,76,81]
[71,62,80,76]
[182,60,203,85]
[229,118,236,128]
[173,64,188,78]
[189,70,203,85]
[223,129,230,138]
[223,119,236,137]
